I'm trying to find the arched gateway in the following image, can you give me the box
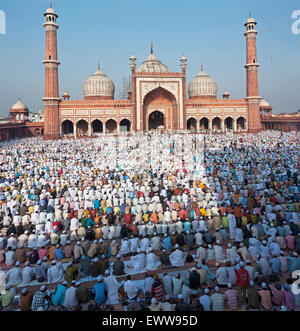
[143,87,178,131]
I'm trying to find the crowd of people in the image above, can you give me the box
[0,130,299,311]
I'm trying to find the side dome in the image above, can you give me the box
[11,99,28,110]
[188,65,217,98]
[83,63,115,99]
[259,99,270,107]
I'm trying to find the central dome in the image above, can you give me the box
[83,63,115,99]
[136,45,169,73]
[188,65,217,98]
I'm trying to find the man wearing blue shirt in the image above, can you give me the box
[93,276,108,305]
[54,244,65,261]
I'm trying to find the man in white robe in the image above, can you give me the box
[129,252,146,274]
[146,249,161,271]
[27,232,38,248]
[226,244,239,265]
[129,237,139,254]
[150,234,161,251]
[144,274,155,294]
[169,246,186,267]
[215,265,228,286]
[206,244,215,261]
[124,276,139,300]
[228,212,236,240]
[0,267,6,295]
[6,261,22,286]
[119,238,130,256]
[47,261,65,284]
[162,273,173,296]
[21,261,35,285]
[104,272,119,305]
[214,241,225,262]
[195,231,203,246]
[140,237,151,253]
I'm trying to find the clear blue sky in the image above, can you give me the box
[0,0,299,116]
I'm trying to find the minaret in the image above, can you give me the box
[244,15,261,133]
[42,5,60,140]
[129,53,137,131]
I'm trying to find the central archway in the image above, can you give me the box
[149,111,165,130]
[143,87,177,131]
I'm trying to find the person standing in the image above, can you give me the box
[258,282,273,311]
[211,286,225,311]
[236,262,250,306]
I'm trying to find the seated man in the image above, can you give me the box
[169,245,186,267]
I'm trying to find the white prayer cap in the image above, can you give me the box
[214,286,220,292]
[204,288,209,294]
[63,281,68,285]
[25,261,30,266]
[19,243,24,248]
[52,260,57,264]
[97,276,103,282]
[261,282,267,289]
[76,241,81,245]
[117,254,121,258]
[177,294,183,300]
[249,280,254,287]
[262,240,267,245]
[42,256,48,261]
[216,240,220,244]
[40,285,47,292]
[75,282,80,287]
[246,259,251,264]
[175,244,179,249]
[215,262,219,267]
[94,240,97,244]
[208,244,212,249]
[15,261,20,267]
[151,298,157,305]
[227,283,232,289]
[21,288,28,295]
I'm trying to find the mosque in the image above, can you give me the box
[1,5,299,141]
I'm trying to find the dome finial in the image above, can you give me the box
[97,61,101,71]
[201,64,203,72]
[150,41,153,54]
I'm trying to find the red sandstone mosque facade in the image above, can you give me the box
[1,6,299,141]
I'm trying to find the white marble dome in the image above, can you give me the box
[259,99,270,107]
[83,64,115,98]
[45,6,57,15]
[137,52,169,73]
[188,66,217,98]
[11,99,28,110]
